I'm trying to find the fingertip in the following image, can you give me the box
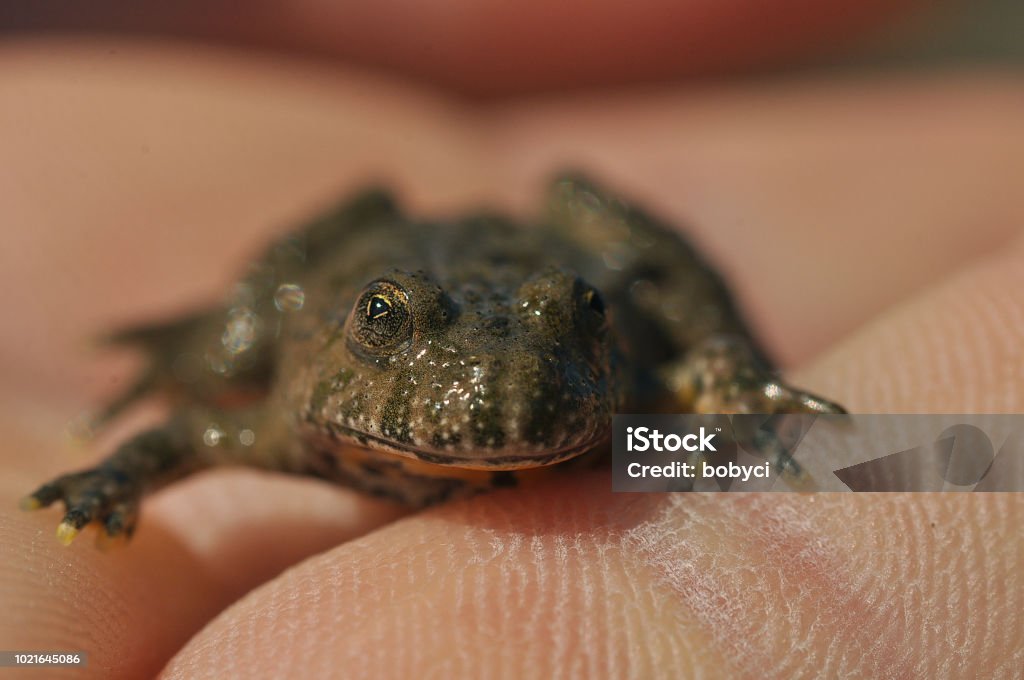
[793,235,1024,413]
[162,474,713,678]
[0,506,227,679]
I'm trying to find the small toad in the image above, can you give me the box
[23,174,843,544]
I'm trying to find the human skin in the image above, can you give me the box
[0,32,1022,680]
[0,0,915,95]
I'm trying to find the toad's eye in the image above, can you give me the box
[366,295,392,320]
[349,281,413,354]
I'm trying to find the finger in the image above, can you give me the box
[161,474,1022,678]
[1,490,403,680]
[793,233,1024,413]
[0,405,406,679]
[1,1,916,95]
[491,73,1024,365]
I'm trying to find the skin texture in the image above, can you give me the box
[0,32,1022,680]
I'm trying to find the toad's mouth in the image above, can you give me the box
[321,423,607,470]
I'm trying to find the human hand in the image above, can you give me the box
[0,8,1021,678]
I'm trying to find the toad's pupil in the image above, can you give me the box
[368,296,391,319]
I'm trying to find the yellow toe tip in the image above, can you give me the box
[19,496,41,511]
[56,522,79,546]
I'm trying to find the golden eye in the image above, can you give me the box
[366,295,392,320]
[349,281,413,355]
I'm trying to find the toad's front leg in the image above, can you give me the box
[665,335,845,416]
[21,407,296,545]
[663,335,845,481]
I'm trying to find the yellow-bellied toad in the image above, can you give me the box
[23,173,844,544]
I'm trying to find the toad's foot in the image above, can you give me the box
[20,419,206,545]
[21,467,142,545]
[664,335,846,483]
[664,335,846,416]
[22,407,304,546]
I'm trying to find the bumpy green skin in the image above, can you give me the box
[24,174,844,541]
